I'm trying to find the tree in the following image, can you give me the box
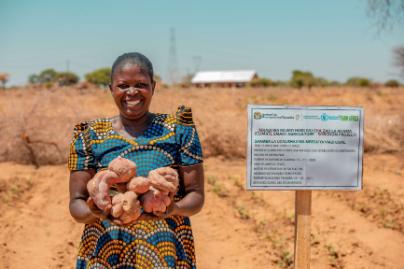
[393,46,404,77]
[367,1,404,78]
[57,72,79,86]
[85,68,111,86]
[28,68,79,86]
[28,74,40,84]
[367,0,404,31]
[38,68,58,83]
[346,77,372,87]
[290,70,317,88]
[384,79,400,87]
[249,77,273,88]
[0,73,9,89]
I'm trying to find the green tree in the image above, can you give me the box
[249,77,273,88]
[384,79,400,87]
[57,71,79,86]
[290,70,316,88]
[85,68,111,86]
[28,74,40,84]
[346,77,372,87]
[39,68,58,83]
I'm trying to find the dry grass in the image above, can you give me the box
[0,86,403,166]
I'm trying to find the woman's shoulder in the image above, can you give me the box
[152,105,195,128]
[72,117,113,138]
[153,105,194,126]
[175,105,195,127]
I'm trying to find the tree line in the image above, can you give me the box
[0,68,401,89]
[248,70,401,88]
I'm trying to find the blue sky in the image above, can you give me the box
[1,0,403,85]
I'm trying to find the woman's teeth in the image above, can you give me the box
[126,100,141,106]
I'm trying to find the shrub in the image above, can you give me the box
[384,79,400,87]
[346,77,372,87]
[38,68,58,83]
[85,68,111,87]
[28,69,79,86]
[57,72,79,86]
[249,77,272,88]
[290,70,316,88]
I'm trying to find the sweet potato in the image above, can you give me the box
[127,176,150,194]
[141,187,165,213]
[87,170,119,212]
[108,156,137,181]
[111,191,141,225]
[148,167,179,194]
[87,156,137,212]
[110,193,125,218]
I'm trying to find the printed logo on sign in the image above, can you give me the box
[254,111,263,120]
[320,113,359,122]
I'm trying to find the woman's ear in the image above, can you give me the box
[109,84,113,93]
[151,80,156,95]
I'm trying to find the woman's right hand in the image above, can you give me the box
[86,197,110,220]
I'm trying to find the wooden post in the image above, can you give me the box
[294,190,312,269]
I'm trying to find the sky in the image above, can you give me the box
[1,0,403,86]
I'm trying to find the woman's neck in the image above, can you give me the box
[116,112,154,137]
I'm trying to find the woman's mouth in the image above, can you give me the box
[125,99,143,109]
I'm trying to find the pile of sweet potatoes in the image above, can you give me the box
[87,156,179,224]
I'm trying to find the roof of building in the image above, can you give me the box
[191,70,257,84]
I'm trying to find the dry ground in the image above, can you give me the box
[0,86,403,268]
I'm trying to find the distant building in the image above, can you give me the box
[191,70,257,87]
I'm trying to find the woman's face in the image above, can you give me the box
[109,63,155,120]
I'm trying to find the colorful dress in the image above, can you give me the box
[68,106,203,269]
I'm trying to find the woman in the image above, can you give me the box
[68,52,204,269]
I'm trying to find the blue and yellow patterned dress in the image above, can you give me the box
[68,107,203,269]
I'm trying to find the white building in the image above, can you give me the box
[191,70,257,87]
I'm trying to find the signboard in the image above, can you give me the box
[247,105,363,190]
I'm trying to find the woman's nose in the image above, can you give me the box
[126,87,139,94]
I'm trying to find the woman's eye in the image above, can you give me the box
[118,84,129,89]
[135,83,148,89]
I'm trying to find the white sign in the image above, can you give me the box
[247,105,363,190]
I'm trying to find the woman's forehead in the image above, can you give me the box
[113,64,150,80]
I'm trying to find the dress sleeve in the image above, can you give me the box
[175,106,203,166]
[68,122,96,171]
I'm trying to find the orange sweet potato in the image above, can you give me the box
[127,176,150,194]
[108,156,137,181]
[113,191,142,225]
[148,167,179,194]
[87,156,137,213]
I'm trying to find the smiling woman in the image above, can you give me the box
[68,52,205,269]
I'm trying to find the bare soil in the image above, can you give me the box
[0,86,403,268]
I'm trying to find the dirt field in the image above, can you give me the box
[0,86,403,268]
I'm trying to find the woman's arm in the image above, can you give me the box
[69,169,104,224]
[154,163,205,218]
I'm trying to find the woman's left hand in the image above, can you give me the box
[153,201,179,219]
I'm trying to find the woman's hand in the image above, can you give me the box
[87,197,110,220]
[69,169,102,224]
[153,201,179,219]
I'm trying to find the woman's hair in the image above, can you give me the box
[111,52,154,82]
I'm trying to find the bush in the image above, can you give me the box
[346,77,372,87]
[290,70,316,88]
[85,68,111,86]
[38,68,58,83]
[28,69,79,86]
[249,77,272,88]
[384,79,400,87]
[57,72,79,86]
